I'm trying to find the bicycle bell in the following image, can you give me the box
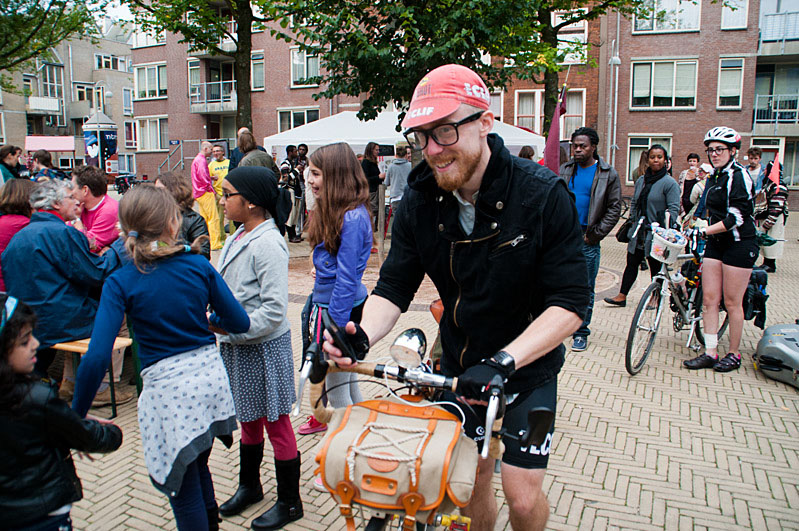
[390,328,427,368]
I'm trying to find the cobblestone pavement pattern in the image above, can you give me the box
[69,219,799,531]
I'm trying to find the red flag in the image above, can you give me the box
[544,85,568,174]
[767,154,781,185]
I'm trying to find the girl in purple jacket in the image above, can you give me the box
[298,143,373,439]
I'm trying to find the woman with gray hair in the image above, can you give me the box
[1,179,124,378]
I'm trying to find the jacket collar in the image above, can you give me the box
[32,210,66,223]
[217,218,277,272]
[407,134,513,241]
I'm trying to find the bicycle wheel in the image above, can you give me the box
[625,281,664,375]
[692,285,729,346]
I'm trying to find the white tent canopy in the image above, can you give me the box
[263,111,545,161]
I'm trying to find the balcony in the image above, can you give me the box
[190,80,237,114]
[189,20,237,58]
[26,96,61,115]
[754,94,799,136]
[67,100,91,120]
[759,11,799,56]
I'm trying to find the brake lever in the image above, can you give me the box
[481,374,505,459]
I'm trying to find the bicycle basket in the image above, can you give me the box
[650,227,686,264]
[314,395,478,527]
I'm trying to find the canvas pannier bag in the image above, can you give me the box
[314,395,478,529]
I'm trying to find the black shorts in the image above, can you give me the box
[442,377,557,470]
[704,237,758,269]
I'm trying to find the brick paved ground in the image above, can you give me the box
[69,219,799,531]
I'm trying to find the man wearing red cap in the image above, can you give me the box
[324,64,589,531]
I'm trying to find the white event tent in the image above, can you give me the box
[263,111,545,162]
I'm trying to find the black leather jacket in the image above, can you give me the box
[181,208,211,259]
[374,134,589,394]
[0,380,122,527]
[558,157,623,245]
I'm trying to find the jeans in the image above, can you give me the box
[160,448,216,531]
[575,241,601,338]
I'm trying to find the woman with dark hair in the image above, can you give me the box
[604,144,680,307]
[239,132,279,174]
[0,295,123,530]
[0,179,35,291]
[32,149,68,181]
[297,142,372,444]
[155,171,211,259]
[361,141,384,232]
[679,152,702,216]
[631,150,649,182]
[518,146,536,160]
[73,185,250,530]
[0,145,21,182]
[214,167,301,529]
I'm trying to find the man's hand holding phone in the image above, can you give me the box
[320,309,370,366]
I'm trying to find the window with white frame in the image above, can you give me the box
[554,11,588,64]
[187,60,200,101]
[718,58,744,108]
[278,108,320,132]
[75,84,94,107]
[514,89,585,138]
[123,87,133,115]
[135,64,167,99]
[0,113,5,144]
[634,0,700,33]
[124,121,137,149]
[42,64,63,99]
[291,49,319,87]
[627,136,672,184]
[118,153,135,174]
[721,0,748,29]
[58,157,73,169]
[136,117,168,151]
[631,60,696,108]
[251,53,265,90]
[94,86,105,113]
[132,29,166,48]
[95,54,127,72]
[489,91,503,122]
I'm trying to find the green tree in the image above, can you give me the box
[0,0,99,91]
[125,0,288,131]
[275,0,650,131]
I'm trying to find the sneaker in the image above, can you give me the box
[312,475,326,492]
[297,415,327,435]
[58,379,75,401]
[714,352,741,372]
[92,386,135,408]
[571,336,588,352]
[683,353,718,370]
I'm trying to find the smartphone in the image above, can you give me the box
[320,308,361,363]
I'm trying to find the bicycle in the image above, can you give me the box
[294,318,553,531]
[625,227,729,376]
[114,173,139,194]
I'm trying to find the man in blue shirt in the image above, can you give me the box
[559,127,622,351]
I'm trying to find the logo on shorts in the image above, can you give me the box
[519,430,553,456]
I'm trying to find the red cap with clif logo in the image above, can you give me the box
[401,64,491,130]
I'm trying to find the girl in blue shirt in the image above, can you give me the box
[298,143,372,439]
[73,185,249,531]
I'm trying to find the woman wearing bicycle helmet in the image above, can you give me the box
[683,127,756,373]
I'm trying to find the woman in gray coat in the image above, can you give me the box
[604,145,680,306]
[213,167,303,530]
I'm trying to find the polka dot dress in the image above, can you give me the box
[219,330,296,423]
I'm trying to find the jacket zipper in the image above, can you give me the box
[448,230,500,366]
[493,233,527,252]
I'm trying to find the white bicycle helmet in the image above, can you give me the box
[704,126,741,149]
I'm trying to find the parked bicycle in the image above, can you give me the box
[114,173,139,194]
[625,226,729,375]
[294,314,553,530]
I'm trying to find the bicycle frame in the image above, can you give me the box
[651,254,704,351]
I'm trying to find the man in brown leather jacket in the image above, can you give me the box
[559,127,622,351]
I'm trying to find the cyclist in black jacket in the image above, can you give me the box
[684,127,756,373]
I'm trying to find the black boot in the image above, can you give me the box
[251,452,303,530]
[219,442,264,517]
[762,258,776,273]
[207,506,221,531]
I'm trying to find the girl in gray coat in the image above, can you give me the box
[213,167,302,531]
[604,145,680,306]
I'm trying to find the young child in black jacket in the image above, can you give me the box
[0,295,122,530]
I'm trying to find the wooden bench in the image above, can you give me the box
[52,337,133,419]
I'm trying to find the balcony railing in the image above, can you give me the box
[189,80,237,114]
[26,96,61,114]
[760,11,799,54]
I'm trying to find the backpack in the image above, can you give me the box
[314,395,478,528]
[744,269,769,329]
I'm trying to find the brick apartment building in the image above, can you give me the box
[0,20,135,171]
[502,14,601,152]
[130,23,361,180]
[753,0,799,187]
[601,0,760,192]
